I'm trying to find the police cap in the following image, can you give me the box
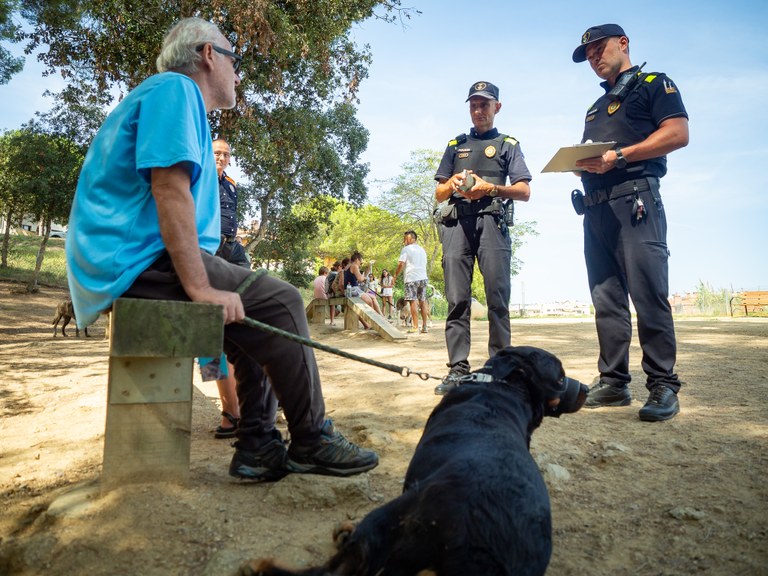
[466,81,499,102]
[572,24,627,63]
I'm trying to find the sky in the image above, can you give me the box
[1,0,766,304]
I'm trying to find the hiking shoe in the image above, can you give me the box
[639,385,679,422]
[407,327,418,334]
[420,326,428,334]
[286,420,379,477]
[584,381,632,408]
[229,430,288,482]
[434,365,470,396]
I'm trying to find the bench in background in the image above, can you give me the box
[729,291,768,317]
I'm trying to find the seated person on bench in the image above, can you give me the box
[64,17,378,482]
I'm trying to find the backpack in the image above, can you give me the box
[325,271,337,296]
[333,268,347,295]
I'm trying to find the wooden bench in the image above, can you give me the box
[306,296,346,324]
[729,291,768,316]
[102,298,223,487]
[305,296,406,342]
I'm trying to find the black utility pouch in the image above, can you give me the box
[571,189,585,215]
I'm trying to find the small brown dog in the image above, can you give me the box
[53,298,88,337]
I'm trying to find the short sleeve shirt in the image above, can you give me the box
[398,243,428,283]
[66,72,220,326]
[434,128,532,187]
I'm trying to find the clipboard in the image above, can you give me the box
[541,141,617,173]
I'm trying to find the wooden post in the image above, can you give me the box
[102,298,223,487]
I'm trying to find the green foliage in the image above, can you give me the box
[694,280,730,316]
[17,1,417,252]
[0,0,23,84]
[0,126,83,290]
[315,200,403,269]
[0,234,68,287]
[376,149,441,272]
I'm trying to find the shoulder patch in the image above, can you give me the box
[224,174,237,186]
[504,136,518,146]
[644,74,658,83]
[449,133,467,147]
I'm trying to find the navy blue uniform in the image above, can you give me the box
[435,128,531,371]
[217,171,249,268]
[580,68,688,391]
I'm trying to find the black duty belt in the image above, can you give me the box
[453,199,495,218]
[583,177,655,207]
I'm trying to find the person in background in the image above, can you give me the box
[324,261,342,325]
[571,24,689,422]
[393,231,430,335]
[208,137,248,438]
[379,269,394,320]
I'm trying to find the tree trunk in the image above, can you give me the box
[1,207,13,268]
[26,219,51,293]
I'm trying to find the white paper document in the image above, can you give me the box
[541,141,617,173]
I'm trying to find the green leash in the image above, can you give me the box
[240,316,439,381]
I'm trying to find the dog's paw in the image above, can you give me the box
[332,521,356,548]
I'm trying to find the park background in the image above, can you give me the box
[0,0,766,313]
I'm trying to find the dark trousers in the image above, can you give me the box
[441,214,511,369]
[123,251,326,449]
[583,178,680,392]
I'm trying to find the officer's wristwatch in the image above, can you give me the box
[614,148,627,169]
[489,185,499,197]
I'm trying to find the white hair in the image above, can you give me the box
[156,17,222,74]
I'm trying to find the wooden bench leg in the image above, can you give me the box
[102,298,222,488]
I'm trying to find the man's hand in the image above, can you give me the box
[194,287,245,325]
[575,150,618,174]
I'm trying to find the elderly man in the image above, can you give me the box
[66,17,378,481]
[572,24,689,421]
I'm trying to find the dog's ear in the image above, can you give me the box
[482,346,567,399]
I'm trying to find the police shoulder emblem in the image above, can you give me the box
[607,101,621,115]
[484,145,497,158]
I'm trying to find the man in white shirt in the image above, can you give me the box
[394,230,430,334]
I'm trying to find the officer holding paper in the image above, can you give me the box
[572,24,689,421]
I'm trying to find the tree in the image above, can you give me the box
[376,149,442,273]
[315,200,404,270]
[0,127,83,291]
[19,1,419,245]
[0,0,23,84]
[0,130,31,267]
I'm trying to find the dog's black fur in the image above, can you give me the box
[52,298,88,337]
[243,346,587,576]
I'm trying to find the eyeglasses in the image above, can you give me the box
[196,43,242,73]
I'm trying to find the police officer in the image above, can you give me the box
[433,81,531,395]
[214,138,250,268]
[572,24,689,421]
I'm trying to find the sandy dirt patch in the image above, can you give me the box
[1,281,766,575]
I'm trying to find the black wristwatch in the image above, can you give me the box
[614,148,627,169]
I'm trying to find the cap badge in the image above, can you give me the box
[607,101,621,115]
[581,31,591,44]
[484,145,497,158]
[474,82,487,91]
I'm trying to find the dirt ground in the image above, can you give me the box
[0,280,766,576]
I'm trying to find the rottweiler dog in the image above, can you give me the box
[242,345,588,576]
[52,298,88,337]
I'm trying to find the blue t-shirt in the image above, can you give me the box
[66,72,220,327]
